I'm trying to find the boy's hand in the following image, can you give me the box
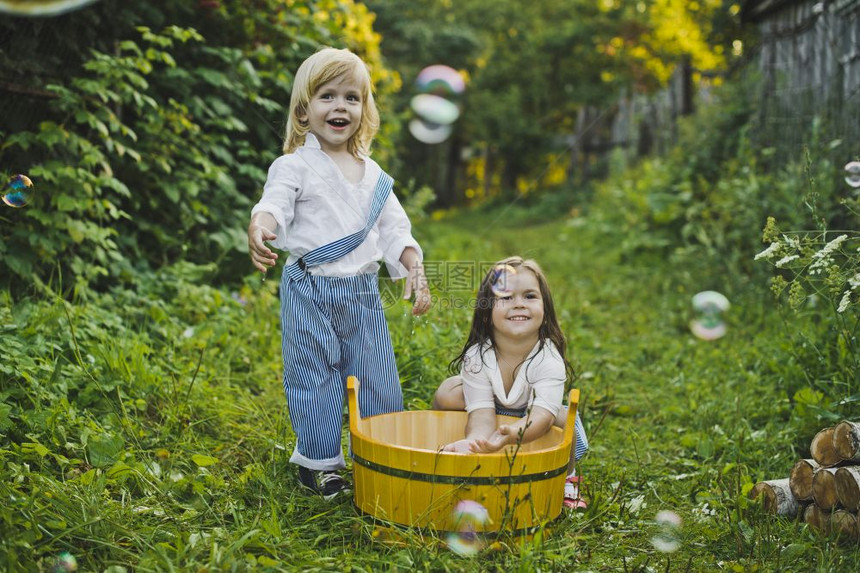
[403,262,431,315]
[248,223,278,273]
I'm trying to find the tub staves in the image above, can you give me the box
[347,376,580,535]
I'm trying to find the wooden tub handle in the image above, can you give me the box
[562,388,580,448]
[347,376,362,435]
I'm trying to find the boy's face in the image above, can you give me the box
[303,73,363,154]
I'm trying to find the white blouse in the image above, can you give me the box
[251,134,421,279]
[461,341,565,417]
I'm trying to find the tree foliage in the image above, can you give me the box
[0,0,744,292]
[0,0,395,294]
[368,0,739,203]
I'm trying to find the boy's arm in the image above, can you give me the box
[248,212,278,273]
[400,247,431,315]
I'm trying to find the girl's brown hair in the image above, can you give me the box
[449,256,572,380]
[283,47,380,158]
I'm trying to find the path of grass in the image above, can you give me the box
[389,206,860,571]
[3,203,859,571]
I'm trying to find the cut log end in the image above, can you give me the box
[833,421,860,463]
[812,467,841,511]
[789,459,819,501]
[750,478,799,517]
[811,427,841,467]
[830,509,860,543]
[803,503,831,534]
[835,466,860,512]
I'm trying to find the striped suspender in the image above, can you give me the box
[284,172,394,281]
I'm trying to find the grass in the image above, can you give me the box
[2,192,860,571]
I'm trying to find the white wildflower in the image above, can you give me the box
[775,255,799,268]
[754,242,781,261]
[783,235,801,249]
[627,494,646,514]
[692,503,718,517]
[812,234,848,260]
[837,291,851,313]
[849,273,860,290]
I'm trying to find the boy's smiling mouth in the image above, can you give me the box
[328,118,350,127]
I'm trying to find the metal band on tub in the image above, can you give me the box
[351,453,567,485]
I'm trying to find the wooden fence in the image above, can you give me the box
[572,0,860,178]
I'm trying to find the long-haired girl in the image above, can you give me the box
[434,256,588,509]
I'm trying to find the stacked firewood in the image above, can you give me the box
[749,420,860,541]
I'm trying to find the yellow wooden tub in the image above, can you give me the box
[347,376,579,536]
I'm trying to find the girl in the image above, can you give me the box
[433,256,588,509]
[248,47,431,500]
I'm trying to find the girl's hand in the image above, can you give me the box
[442,439,475,454]
[248,222,278,273]
[403,261,431,315]
[470,425,515,453]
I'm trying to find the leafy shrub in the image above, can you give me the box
[593,73,850,287]
[0,0,398,295]
[755,208,860,426]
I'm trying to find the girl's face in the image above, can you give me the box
[304,73,364,153]
[490,269,545,342]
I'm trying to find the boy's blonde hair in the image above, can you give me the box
[283,47,380,158]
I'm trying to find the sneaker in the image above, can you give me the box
[298,466,351,500]
[563,475,587,510]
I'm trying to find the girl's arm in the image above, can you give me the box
[469,406,555,453]
[442,408,496,453]
[473,343,565,452]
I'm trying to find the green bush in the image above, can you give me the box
[755,208,860,427]
[0,0,398,296]
[594,74,850,286]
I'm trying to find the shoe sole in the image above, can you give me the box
[563,498,588,510]
[322,488,352,501]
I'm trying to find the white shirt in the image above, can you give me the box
[461,341,565,417]
[251,134,421,279]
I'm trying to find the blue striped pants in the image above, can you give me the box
[280,272,402,470]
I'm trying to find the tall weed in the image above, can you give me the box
[754,167,860,437]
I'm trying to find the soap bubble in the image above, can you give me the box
[410,64,465,144]
[651,510,682,553]
[689,290,730,340]
[490,264,517,297]
[0,0,100,16]
[410,94,461,126]
[2,174,33,208]
[408,118,453,145]
[50,552,78,572]
[447,500,489,556]
[416,64,465,97]
[845,161,860,188]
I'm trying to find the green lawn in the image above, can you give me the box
[2,197,858,571]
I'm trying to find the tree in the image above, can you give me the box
[0,0,397,293]
[367,0,734,204]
